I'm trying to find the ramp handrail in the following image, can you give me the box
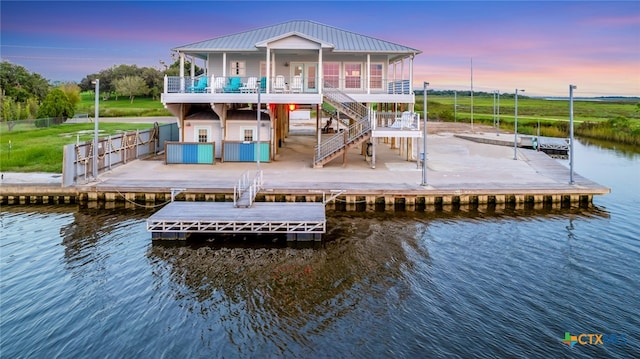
[234,170,263,207]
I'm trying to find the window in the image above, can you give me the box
[194,127,210,143]
[307,65,316,89]
[243,128,254,142]
[370,63,383,89]
[344,63,362,89]
[323,62,340,88]
[230,60,246,77]
[197,129,208,143]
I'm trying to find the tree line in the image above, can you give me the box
[0,60,201,121]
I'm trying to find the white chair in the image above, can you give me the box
[290,75,302,93]
[273,75,285,93]
[212,76,225,93]
[240,77,257,93]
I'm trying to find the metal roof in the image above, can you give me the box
[174,20,421,55]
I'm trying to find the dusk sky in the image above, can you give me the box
[2,1,639,97]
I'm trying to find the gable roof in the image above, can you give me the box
[174,20,421,55]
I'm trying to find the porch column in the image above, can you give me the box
[318,48,323,93]
[370,105,376,169]
[190,57,195,77]
[206,54,210,76]
[409,54,414,95]
[367,54,371,95]
[179,104,185,142]
[266,46,271,94]
[222,53,227,78]
[179,53,185,92]
[392,61,397,94]
[317,104,321,146]
[179,53,185,77]
[371,139,376,169]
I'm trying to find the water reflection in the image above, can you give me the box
[145,206,609,351]
[147,215,422,348]
[578,137,640,158]
[60,207,147,242]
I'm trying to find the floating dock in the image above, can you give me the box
[146,201,326,240]
[455,133,570,157]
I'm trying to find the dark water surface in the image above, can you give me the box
[2,141,639,358]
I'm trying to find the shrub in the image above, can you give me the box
[36,88,75,120]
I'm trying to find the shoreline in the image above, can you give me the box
[0,123,609,211]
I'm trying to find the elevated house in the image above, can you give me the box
[161,20,422,167]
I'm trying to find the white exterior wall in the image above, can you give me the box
[226,120,271,142]
[205,53,390,83]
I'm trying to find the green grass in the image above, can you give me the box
[418,95,639,121]
[416,95,640,146]
[0,122,154,172]
[2,93,638,173]
[77,92,171,117]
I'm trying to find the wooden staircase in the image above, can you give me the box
[314,86,371,167]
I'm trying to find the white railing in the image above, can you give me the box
[233,170,263,207]
[376,111,420,129]
[163,76,414,95]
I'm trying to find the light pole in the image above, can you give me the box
[422,81,429,186]
[454,90,457,123]
[513,88,524,160]
[256,86,261,171]
[537,117,541,151]
[495,90,500,136]
[492,91,496,128]
[569,84,577,184]
[92,79,100,178]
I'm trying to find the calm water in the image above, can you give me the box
[1,141,639,358]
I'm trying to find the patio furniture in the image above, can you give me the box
[240,77,258,93]
[224,77,242,93]
[273,75,285,93]
[291,75,302,93]
[187,76,208,93]
[260,77,267,92]
[390,111,417,129]
[212,76,225,93]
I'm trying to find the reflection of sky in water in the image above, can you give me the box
[1,140,638,358]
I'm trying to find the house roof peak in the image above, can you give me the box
[174,19,421,55]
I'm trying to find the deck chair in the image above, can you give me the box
[240,77,258,93]
[224,77,242,93]
[188,76,208,93]
[259,77,267,93]
[273,75,285,93]
[212,76,225,93]
[290,75,302,93]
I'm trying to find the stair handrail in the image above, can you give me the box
[314,85,372,165]
[322,85,369,121]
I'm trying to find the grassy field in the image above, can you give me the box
[1,93,638,173]
[0,122,154,172]
[76,92,171,117]
[415,94,640,143]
